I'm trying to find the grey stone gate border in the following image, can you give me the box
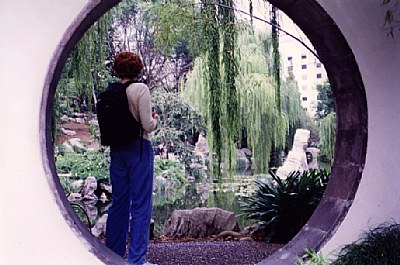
[39,0,367,264]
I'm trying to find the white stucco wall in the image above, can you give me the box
[316,0,400,255]
[1,0,399,264]
[0,1,103,264]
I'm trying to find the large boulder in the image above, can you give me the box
[164,207,240,239]
[194,134,209,157]
[62,138,85,152]
[61,127,76,136]
[70,179,84,193]
[82,176,98,201]
[236,148,252,170]
[91,214,108,238]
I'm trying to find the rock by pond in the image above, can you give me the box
[164,207,240,239]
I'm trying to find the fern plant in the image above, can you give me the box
[240,169,330,243]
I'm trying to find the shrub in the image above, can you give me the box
[331,221,400,265]
[154,159,187,186]
[240,169,330,243]
[55,148,110,180]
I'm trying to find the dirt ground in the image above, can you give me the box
[55,120,96,147]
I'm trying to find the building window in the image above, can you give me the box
[317,73,322,79]
[316,62,322,68]
[288,56,293,61]
[288,66,293,71]
[301,54,307,59]
[301,64,307,69]
[302,97,308,101]
[302,85,307,91]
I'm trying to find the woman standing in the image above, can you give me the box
[105,52,158,265]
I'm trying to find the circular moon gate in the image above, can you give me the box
[40,0,367,264]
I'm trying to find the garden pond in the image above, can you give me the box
[152,172,260,236]
[71,170,262,238]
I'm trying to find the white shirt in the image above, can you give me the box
[126,83,158,140]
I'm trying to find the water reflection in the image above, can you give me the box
[70,171,260,238]
[152,174,258,237]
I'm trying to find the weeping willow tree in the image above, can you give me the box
[182,29,308,174]
[145,0,240,176]
[270,5,281,112]
[201,0,223,176]
[235,31,308,173]
[237,31,284,173]
[319,113,336,163]
[220,0,238,173]
[195,0,239,176]
[53,12,114,145]
[58,11,114,107]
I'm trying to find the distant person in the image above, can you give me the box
[105,51,158,265]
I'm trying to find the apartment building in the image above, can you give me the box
[279,14,328,118]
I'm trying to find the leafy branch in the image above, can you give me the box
[147,0,320,60]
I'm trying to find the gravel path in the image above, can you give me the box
[147,241,283,265]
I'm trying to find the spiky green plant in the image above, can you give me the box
[240,169,330,243]
[331,221,400,265]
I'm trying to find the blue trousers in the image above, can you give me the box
[105,138,154,265]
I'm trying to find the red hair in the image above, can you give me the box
[112,52,144,79]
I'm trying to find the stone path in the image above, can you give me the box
[147,241,283,265]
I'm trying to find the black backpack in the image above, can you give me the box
[96,81,142,147]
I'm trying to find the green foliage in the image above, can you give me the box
[146,0,240,177]
[282,77,313,150]
[238,72,284,172]
[59,174,72,195]
[297,249,328,265]
[89,120,101,143]
[140,0,200,56]
[331,221,400,265]
[70,202,93,229]
[154,159,187,187]
[316,81,335,119]
[57,11,114,102]
[202,0,224,177]
[315,81,335,163]
[182,30,309,174]
[151,89,206,167]
[109,0,196,91]
[240,169,330,243]
[55,149,110,180]
[319,113,336,163]
[220,0,239,173]
[54,11,115,144]
[271,5,281,112]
